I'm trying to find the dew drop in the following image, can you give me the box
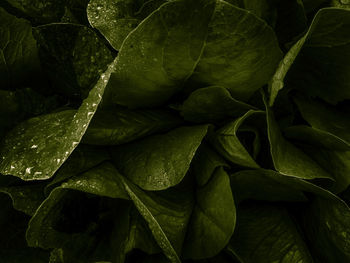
[31,145,38,149]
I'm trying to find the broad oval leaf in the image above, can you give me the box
[110,125,209,191]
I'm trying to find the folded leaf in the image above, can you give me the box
[110,125,208,190]
[209,110,263,168]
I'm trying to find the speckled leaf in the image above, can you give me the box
[294,97,350,146]
[87,0,167,50]
[265,95,332,180]
[0,183,46,216]
[191,144,229,187]
[303,196,350,262]
[34,23,114,99]
[0,8,43,90]
[181,86,255,123]
[228,203,313,263]
[183,168,236,259]
[82,108,182,145]
[0,59,117,181]
[3,0,66,24]
[107,0,216,108]
[119,175,194,263]
[188,1,282,101]
[110,125,209,191]
[209,110,263,168]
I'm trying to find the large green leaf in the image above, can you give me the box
[183,168,236,259]
[82,107,182,145]
[0,58,117,180]
[106,0,281,108]
[119,175,194,263]
[107,0,215,108]
[180,86,255,123]
[0,8,43,90]
[188,1,282,101]
[270,8,350,105]
[209,110,263,168]
[228,203,313,263]
[110,125,208,191]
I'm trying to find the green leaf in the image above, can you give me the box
[183,168,236,259]
[188,0,282,101]
[110,125,208,191]
[0,7,43,90]
[271,8,350,105]
[107,0,281,108]
[82,107,182,145]
[0,58,117,180]
[294,96,350,146]
[87,0,167,50]
[265,94,332,180]
[119,175,194,263]
[209,110,264,168]
[34,23,114,99]
[303,196,350,262]
[228,203,313,263]
[180,86,255,123]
